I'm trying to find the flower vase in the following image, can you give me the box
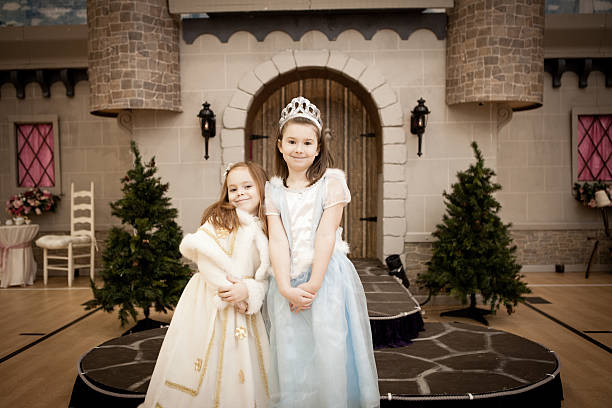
[14,216,24,225]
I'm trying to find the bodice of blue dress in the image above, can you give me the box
[265,168,351,279]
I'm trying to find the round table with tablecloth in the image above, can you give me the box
[0,224,39,288]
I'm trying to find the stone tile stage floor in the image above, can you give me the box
[357,260,562,407]
[67,259,562,407]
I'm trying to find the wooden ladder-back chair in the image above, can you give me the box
[35,182,96,287]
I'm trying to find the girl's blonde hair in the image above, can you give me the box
[275,117,333,186]
[200,162,268,235]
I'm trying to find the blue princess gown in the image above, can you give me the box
[265,168,380,408]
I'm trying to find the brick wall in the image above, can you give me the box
[404,229,612,289]
[512,229,612,266]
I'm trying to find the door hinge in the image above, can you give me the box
[359,217,377,222]
[250,134,269,140]
[360,133,376,138]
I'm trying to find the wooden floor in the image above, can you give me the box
[1,271,611,407]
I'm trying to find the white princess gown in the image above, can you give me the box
[140,209,271,408]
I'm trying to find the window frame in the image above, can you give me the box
[8,115,62,196]
[571,106,612,185]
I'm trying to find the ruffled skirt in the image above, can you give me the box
[266,251,380,408]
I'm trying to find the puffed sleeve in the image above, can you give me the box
[265,180,280,216]
[324,169,351,209]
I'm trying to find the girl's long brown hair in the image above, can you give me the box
[200,162,268,235]
[275,116,333,186]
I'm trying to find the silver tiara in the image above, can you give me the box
[278,96,322,133]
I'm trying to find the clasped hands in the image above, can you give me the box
[219,275,318,314]
[283,281,318,313]
[218,276,248,314]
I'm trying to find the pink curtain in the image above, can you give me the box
[17,124,55,187]
[578,115,612,181]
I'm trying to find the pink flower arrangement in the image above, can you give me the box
[6,188,61,217]
[573,181,612,208]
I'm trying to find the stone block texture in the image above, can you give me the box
[446,0,544,110]
[404,230,612,289]
[512,230,612,266]
[88,0,181,114]
[404,242,434,290]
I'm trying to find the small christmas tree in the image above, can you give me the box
[85,141,192,327]
[417,142,530,325]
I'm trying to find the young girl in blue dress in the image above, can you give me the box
[265,96,380,407]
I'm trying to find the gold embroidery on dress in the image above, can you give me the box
[235,326,247,339]
[238,369,245,384]
[195,358,203,372]
[201,226,237,257]
[215,227,230,239]
[246,314,251,339]
[155,403,163,408]
[164,314,218,396]
[214,308,229,408]
[251,314,270,398]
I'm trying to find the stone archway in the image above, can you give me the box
[221,49,406,261]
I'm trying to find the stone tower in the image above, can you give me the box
[446,0,545,111]
[88,0,181,116]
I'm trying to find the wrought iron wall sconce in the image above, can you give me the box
[197,101,216,160]
[410,98,430,157]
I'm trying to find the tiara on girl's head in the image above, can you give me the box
[279,96,322,133]
[223,162,234,180]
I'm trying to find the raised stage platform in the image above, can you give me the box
[69,260,563,407]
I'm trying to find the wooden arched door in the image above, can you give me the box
[246,76,380,258]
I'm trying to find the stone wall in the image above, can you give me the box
[512,229,612,267]
[131,27,460,247]
[404,228,612,289]
[404,241,434,289]
[0,80,130,233]
[3,5,608,276]
[446,0,545,110]
[496,71,611,227]
[88,0,181,114]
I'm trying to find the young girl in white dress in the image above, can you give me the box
[140,162,271,408]
[265,97,380,407]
